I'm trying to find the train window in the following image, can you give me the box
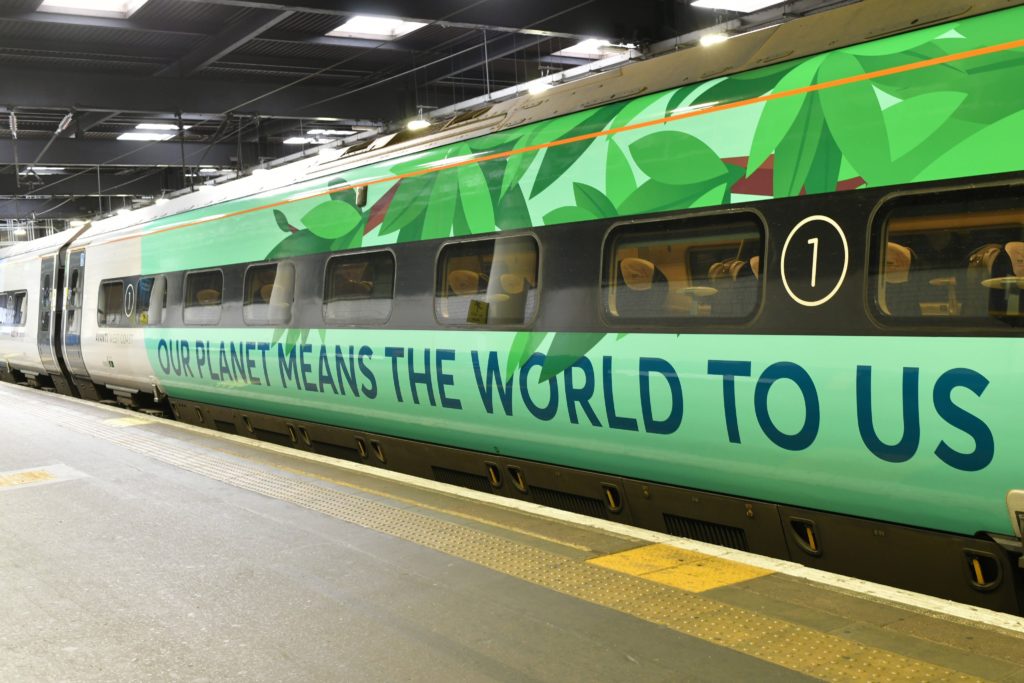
[323,251,395,325]
[97,281,125,327]
[604,213,763,323]
[0,291,26,327]
[183,270,223,326]
[435,236,538,326]
[243,262,294,326]
[873,189,1024,327]
[138,275,167,326]
[40,275,51,333]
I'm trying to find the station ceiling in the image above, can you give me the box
[0,0,851,227]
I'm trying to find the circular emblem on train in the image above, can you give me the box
[780,215,849,307]
[124,283,136,318]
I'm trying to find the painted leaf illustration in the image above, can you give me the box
[328,176,359,206]
[629,131,727,186]
[689,61,793,108]
[422,168,460,240]
[817,52,891,186]
[530,102,627,198]
[452,197,472,237]
[882,91,967,161]
[379,174,435,236]
[804,125,842,195]
[610,94,658,130]
[273,209,296,233]
[573,182,617,218]
[605,139,637,208]
[543,206,597,226]
[916,108,1024,182]
[266,230,333,260]
[457,159,496,232]
[301,200,362,239]
[773,95,825,197]
[618,180,702,215]
[496,185,531,230]
[746,55,825,175]
[501,110,591,199]
[365,183,399,234]
[539,332,605,383]
[843,24,957,57]
[506,330,549,379]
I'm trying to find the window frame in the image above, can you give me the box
[137,274,168,327]
[0,289,28,328]
[433,233,541,329]
[182,268,225,327]
[242,261,294,327]
[867,182,1024,333]
[321,248,397,327]
[600,209,767,329]
[97,279,126,328]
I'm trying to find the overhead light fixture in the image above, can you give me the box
[327,15,427,40]
[283,136,314,145]
[136,123,190,131]
[197,168,221,176]
[691,0,785,12]
[118,132,174,141]
[19,166,66,175]
[406,118,430,132]
[250,167,269,175]
[12,227,27,237]
[117,207,132,216]
[69,219,87,228]
[699,32,730,46]
[154,196,169,205]
[307,129,356,137]
[552,38,636,60]
[39,0,151,19]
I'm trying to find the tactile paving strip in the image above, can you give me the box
[14,390,985,682]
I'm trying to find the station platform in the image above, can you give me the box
[3,384,1024,682]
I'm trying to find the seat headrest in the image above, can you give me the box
[885,243,912,284]
[620,257,655,291]
[196,288,221,305]
[449,269,480,296]
[749,255,761,280]
[259,284,275,302]
[499,273,525,295]
[1006,242,1024,277]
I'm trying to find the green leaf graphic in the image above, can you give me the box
[804,124,842,195]
[573,182,617,218]
[543,206,598,226]
[301,200,362,239]
[605,139,637,208]
[773,95,825,197]
[883,91,967,161]
[629,131,727,186]
[273,209,293,233]
[539,332,605,383]
[422,168,460,240]
[530,103,627,198]
[746,55,825,175]
[916,108,1024,182]
[379,174,435,236]
[328,176,359,207]
[817,52,891,186]
[506,330,549,379]
[457,159,496,232]
[496,185,531,230]
[266,230,333,260]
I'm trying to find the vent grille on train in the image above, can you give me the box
[431,466,493,493]
[530,487,608,519]
[663,514,748,551]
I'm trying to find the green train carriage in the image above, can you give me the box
[3,0,1024,612]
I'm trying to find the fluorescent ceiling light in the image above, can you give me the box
[19,166,66,175]
[154,197,169,205]
[328,15,427,40]
[284,136,314,145]
[307,129,355,136]
[12,227,27,236]
[691,0,785,12]
[69,219,87,228]
[552,38,636,60]
[39,0,150,18]
[406,118,430,131]
[699,32,730,46]
[526,79,552,95]
[118,132,174,141]
[136,123,190,131]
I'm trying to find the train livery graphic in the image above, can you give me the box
[4,0,1024,611]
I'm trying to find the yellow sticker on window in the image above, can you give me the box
[467,299,489,324]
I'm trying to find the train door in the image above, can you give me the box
[36,253,75,396]
[61,248,99,399]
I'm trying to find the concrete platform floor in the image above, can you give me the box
[2,382,1024,682]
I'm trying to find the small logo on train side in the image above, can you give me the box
[124,283,136,318]
[781,215,849,307]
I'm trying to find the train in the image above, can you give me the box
[3,0,1024,613]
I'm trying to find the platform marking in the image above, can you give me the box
[588,543,773,592]
[103,416,156,427]
[10,382,1024,638]
[0,464,85,491]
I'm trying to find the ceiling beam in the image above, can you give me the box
[0,10,203,36]
[0,170,166,196]
[155,8,295,78]
[0,65,403,120]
